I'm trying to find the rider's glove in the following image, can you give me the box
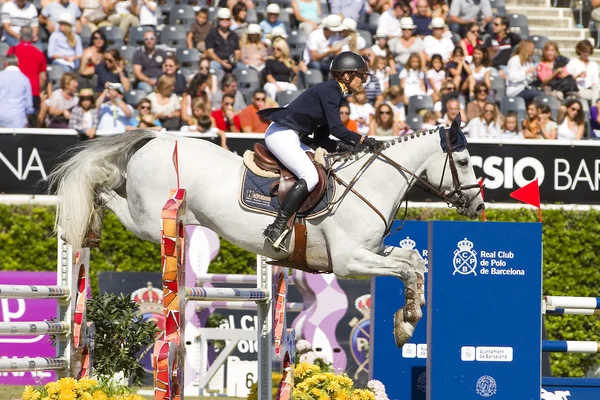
[359,136,380,152]
[336,142,354,153]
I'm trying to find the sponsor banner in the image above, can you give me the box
[3,133,600,204]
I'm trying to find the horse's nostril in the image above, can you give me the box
[477,203,485,212]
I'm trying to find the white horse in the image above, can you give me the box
[49,121,484,347]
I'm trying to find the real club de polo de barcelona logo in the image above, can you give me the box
[453,238,478,276]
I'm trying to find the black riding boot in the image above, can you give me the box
[263,179,310,250]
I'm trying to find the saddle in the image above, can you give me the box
[252,143,329,213]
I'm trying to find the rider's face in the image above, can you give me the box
[348,74,366,92]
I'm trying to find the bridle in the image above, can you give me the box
[328,127,482,234]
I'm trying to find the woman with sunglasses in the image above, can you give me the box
[459,22,481,61]
[94,48,131,94]
[263,38,298,101]
[79,30,106,78]
[556,99,585,140]
[257,51,380,250]
[369,103,399,136]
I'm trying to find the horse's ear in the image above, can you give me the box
[449,114,461,142]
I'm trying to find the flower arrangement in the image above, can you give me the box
[293,362,375,400]
[20,377,145,400]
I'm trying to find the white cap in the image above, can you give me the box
[216,7,231,19]
[341,17,357,32]
[375,29,387,38]
[271,25,288,38]
[58,12,75,25]
[322,14,344,32]
[399,17,416,30]
[108,82,125,94]
[431,17,446,28]
[247,23,262,35]
[266,3,280,14]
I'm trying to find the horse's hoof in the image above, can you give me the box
[393,309,415,348]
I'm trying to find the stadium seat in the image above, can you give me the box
[116,45,136,63]
[500,96,526,122]
[168,5,196,26]
[489,0,506,15]
[357,29,373,47]
[288,31,307,61]
[368,13,380,25]
[158,0,176,15]
[407,115,423,131]
[489,75,506,102]
[234,68,261,91]
[529,35,548,51]
[276,90,302,106]
[0,42,9,57]
[125,90,148,106]
[47,65,67,90]
[177,48,200,70]
[389,73,400,87]
[533,95,561,120]
[160,25,188,48]
[508,14,529,38]
[80,24,92,48]
[129,26,154,47]
[301,69,323,88]
[408,95,434,117]
[99,26,125,47]
[246,8,258,23]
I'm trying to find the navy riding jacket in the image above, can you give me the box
[257,80,363,148]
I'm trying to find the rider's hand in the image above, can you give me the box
[361,136,380,152]
[336,142,354,153]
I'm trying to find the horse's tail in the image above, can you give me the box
[48,130,158,249]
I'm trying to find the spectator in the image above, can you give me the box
[400,53,426,104]
[137,0,158,27]
[591,98,600,137]
[132,30,168,93]
[127,98,162,130]
[211,93,241,131]
[566,40,599,104]
[47,72,79,128]
[80,0,110,32]
[369,103,399,136]
[7,26,47,115]
[187,8,212,52]
[431,0,448,20]
[340,18,369,57]
[259,3,286,37]
[501,111,523,138]
[459,22,481,61]
[0,55,34,128]
[373,55,394,92]
[506,39,542,102]
[161,55,187,96]
[377,1,410,38]
[230,2,248,34]
[79,29,106,79]
[291,0,321,37]
[269,25,289,46]
[199,57,219,95]
[421,110,438,129]
[205,8,241,72]
[412,0,432,37]
[388,17,425,72]
[349,89,375,136]
[538,104,557,139]
[180,96,211,132]
[439,96,466,127]
[522,102,540,139]
[94,48,131,93]
[1,0,39,46]
[363,66,384,104]
[466,82,502,124]
[556,99,585,140]
[465,101,502,138]
[239,89,269,133]
[449,0,492,37]
[433,79,462,117]
[211,73,247,111]
[240,24,268,70]
[68,88,98,139]
[536,41,572,101]
[370,0,393,13]
[181,73,211,126]
[41,0,82,34]
[467,45,491,96]
[48,13,83,72]
[106,0,139,34]
[426,54,445,102]
[483,16,520,74]
[303,14,344,74]
[263,38,298,101]
[340,103,358,131]
[147,75,181,130]
[331,0,367,22]
[96,82,134,131]
[371,31,392,60]
[383,85,407,128]
[423,17,454,62]
[446,46,470,92]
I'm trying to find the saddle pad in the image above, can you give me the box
[239,167,335,219]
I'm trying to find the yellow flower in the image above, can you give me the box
[318,395,331,400]
[351,389,376,400]
[81,393,94,400]
[78,378,98,389]
[21,386,41,400]
[57,377,77,390]
[58,388,76,400]
[92,390,109,400]
[46,382,60,395]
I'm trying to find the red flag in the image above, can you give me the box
[478,178,486,222]
[510,178,542,222]
[172,141,180,189]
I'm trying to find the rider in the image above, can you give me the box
[257,51,380,250]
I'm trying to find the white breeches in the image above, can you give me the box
[264,82,299,102]
[264,122,319,191]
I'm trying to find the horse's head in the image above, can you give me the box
[423,116,485,219]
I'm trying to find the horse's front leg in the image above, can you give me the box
[337,247,425,348]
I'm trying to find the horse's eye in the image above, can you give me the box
[457,160,468,167]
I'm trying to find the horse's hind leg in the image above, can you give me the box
[98,190,149,241]
[338,247,425,348]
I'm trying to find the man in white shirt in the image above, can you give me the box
[106,0,140,34]
[303,14,345,74]
[423,17,455,62]
[566,40,600,104]
[40,0,82,33]
[96,82,134,132]
[1,0,39,46]
[376,1,409,38]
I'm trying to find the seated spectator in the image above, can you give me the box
[211,93,241,131]
[132,29,168,93]
[41,0,82,34]
[340,103,358,131]
[181,96,211,129]
[466,82,502,124]
[377,1,410,38]
[105,0,139,34]
[538,104,557,139]
[94,48,131,93]
[303,14,344,75]
[423,17,454,62]
[400,53,426,104]
[446,46,470,91]
[0,55,34,128]
[259,3,286,37]
[467,45,491,96]
[412,0,432,38]
[523,102,540,139]
[269,25,289,47]
[369,103,399,136]
[181,73,211,126]
[388,17,424,70]
[240,24,268,71]
[263,39,298,101]
[79,30,106,78]
[138,114,159,128]
[431,0,448,20]
[205,8,241,72]
[199,57,219,95]
[459,23,481,61]
[500,112,524,138]
[370,0,393,13]
[47,72,79,128]
[147,75,181,130]
[484,16,520,76]
[127,98,162,130]
[137,0,158,27]
[211,73,247,112]
[373,55,394,93]
[331,0,368,21]
[449,0,492,38]
[48,13,83,72]
[96,82,134,132]
[291,0,321,37]
[363,66,384,104]
[371,31,393,61]
[556,99,585,140]
[536,41,572,101]
[433,80,461,117]
[566,40,599,104]
[187,8,212,52]
[465,101,502,138]
[68,88,98,139]
[340,18,370,58]
[439,96,466,127]
[162,55,187,96]
[230,2,248,34]
[349,89,375,136]
[426,54,446,102]
[80,0,109,32]
[239,89,269,133]
[421,110,438,129]
[506,39,542,103]
[383,85,407,129]
[1,0,39,46]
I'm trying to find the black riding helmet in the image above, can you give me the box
[330,51,370,87]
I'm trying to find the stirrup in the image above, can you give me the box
[264,227,292,251]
